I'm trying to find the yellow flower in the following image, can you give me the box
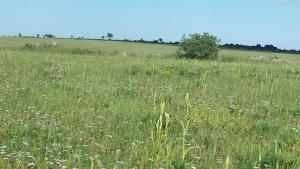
[162,69,173,78]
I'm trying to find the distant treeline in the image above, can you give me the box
[108,40,300,55]
[221,43,300,55]
[14,33,300,55]
[109,38,180,46]
[80,38,300,55]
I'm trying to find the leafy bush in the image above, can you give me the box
[178,33,220,59]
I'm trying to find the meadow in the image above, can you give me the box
[0,37,300,168]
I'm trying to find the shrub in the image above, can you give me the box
[178,33,219,59]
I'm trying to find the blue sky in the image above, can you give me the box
[0,0,299,49]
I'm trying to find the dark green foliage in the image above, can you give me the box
[178,33,219,59]
[235,155,253,169]
[251,120,279,134]
[260,153,283,169]
[172,160,186,169]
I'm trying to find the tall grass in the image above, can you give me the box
[0,38,299,168]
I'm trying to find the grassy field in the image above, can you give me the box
[0,37,300,168]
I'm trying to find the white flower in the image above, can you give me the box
[105,135,112,139]
[22,141,29,146]
[27,162,35,167]
[116,161,125,165]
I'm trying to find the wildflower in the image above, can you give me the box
[105,135,112,139]
[117,161,124,165]
[27,162,35,168]
[135,140,144,144]
[22,141,29,146]
[148,158,154,162]
[193,156,201,160]
[216,158,222,164]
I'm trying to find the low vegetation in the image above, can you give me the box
[0,37,299,168]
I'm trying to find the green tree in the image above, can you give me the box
[107,33,113,40]
[178,33,220,59]
[44,34,55,38]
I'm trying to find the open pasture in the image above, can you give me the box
[0,37,300,168]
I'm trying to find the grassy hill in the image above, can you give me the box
[0,37,299,168]
[1,36,300,62]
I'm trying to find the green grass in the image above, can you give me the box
[0,37,175,55]
[0,37,300,168]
